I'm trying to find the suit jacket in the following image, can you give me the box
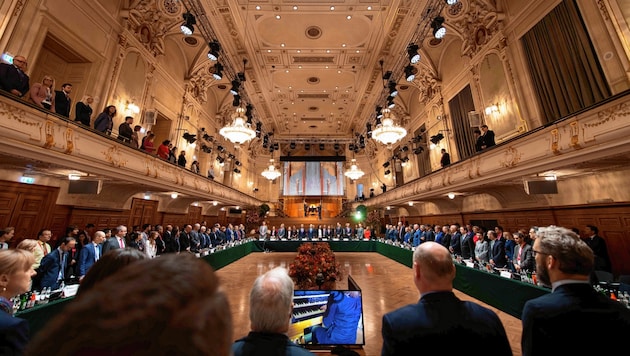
[382,291,512,356]
[94,112,113,134]
[0,62,29,96]
[490,239,507,267]
[36,248,67,290]
[232,332,314,356]
[584,235,612,272]
[460,233,475,260]
[513,243,534,272]
[54,90,71,117]
[77,242,101,276]
[482,130,496,148]
[521,283,630,356]
[449,232,462,255]
[117,122,133,143]
[75,101,92,126]
[102,237,124,255]
[0,311,29,356]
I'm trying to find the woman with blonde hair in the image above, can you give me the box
[29,75,55,111]
[74,94,94,126]
[0,249,37,354]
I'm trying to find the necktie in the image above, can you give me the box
[118,238,124,248]
[58,252,66,282]
[94,244,100,261]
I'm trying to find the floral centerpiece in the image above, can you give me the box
[289,242,341,290]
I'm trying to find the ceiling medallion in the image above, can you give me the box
[183,37,198,46]
[307,77,320,84]
[305,26,322,39]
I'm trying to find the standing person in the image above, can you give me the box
[512,232,534,273]
[190,160,200,173]
[583,225,612,272]
[33,229,52,269]
[0,55,29,97]
[77,231,104,279]
[521,226,630,356]
[473,128,483,152]
[156,139,170,160]
[0,249,37,355]
[35,237,76,290]
[232,267,313,356]
[440,148,451,168]
[29,75,55,110]
[142,133,156,154]
[479,124,495,149]
[117,116,134,144]
[74,95,94,126]
[0,228,14,250]
[101,225,127,255]
[259,221,268,240]
[381,242,511,356]
[54,83,72,118]
[94,105,116,135]
[474,231,489,264]
[168,145,177,164]
[177,150,187,167]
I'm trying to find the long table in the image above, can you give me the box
[16,240,548,336]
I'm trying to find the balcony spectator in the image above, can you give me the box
[178,150,187,167]
[131,125,142,148]
[94,105,116,135]
[54,83,72,118]
[168,145,177,164]
[29,75,55,111]
[157,139,170,160]
[440,148,451,167]
[142,132,156,154]
[480,124,495,149]
[0,55,29,97]
[74,95,93,126]
[191,160,200,173]
[117,116,134,144]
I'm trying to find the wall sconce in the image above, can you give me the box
[68,173,81,181]
[447,192,455,199]
[484,104,500,116]
[126,102,140,114]
[171,193,178,199]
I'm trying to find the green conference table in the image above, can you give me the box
[16,239,548,336]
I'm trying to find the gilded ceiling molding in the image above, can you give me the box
[596,0,610,21]
[466,156,482,179]
[585,102,629,128]
[499,146,522,168]
[126,0,177,57]
[187,63,215,103]
[143,157,160,178]
[452,0,501,59]
[11,0,24,17]
[0,101,39,128]
[415,65,441,104]
[550,129,560,155]
[102,146,128,168]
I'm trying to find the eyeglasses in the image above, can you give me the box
[532,250,546,257]
[13,59,27,64]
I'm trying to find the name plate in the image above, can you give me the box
[281,238,287,241]
[465,261,475,268]
[500,271,512,279]
[322,238,328,241]
[332,238,340,241]
[343,238,349,241]
[363,238,370,241]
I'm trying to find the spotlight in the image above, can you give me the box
[273,143,279,151]
[216,156,225,164]
[227,153,236,160]
[180,12,196,36]
[382,70,392,81]
[384,169,391,175]
[401,146,409,152]
[432,16,446,39]
[255,122,262,137]
[319,143,325,151]
[212,63,224,80]
[375,106,383,119]
[230,80,241,95]
[386,96,395,109]
[233,168,241,174]
[305,143,310,150]
[404,65,416,82]
[430,132,445,145]
[407,43,420,64]
[182,132,197,144]
[217,145,225,153]
[388,81,398,97]
[334,143,340,150]
[232,94,241,107]
[349,143,355,152]
[414,146,424,154]
[446,0,459,4]
[366,123,372,138]
[235,160,242,166]
[412,134,424,143]
[290,142,296,149]
[207,41,221,61]
[382,161,390,168]
[202,133,213,141]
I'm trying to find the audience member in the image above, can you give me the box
[26,254,233,356]
[0,227,14,250]
[474,231,489,264]
[583,225,612,272]
[142,132,156,154]
[76,247,147,296]
[512,232,534,273]
[190,160,200,173]
[521,226,630,356]
[74,95,94,126]
[32,229,52,269]
[0,249,37,355]
[232,266,313,356]
[145,231,158,258]
[117,116,134,143]
[168,145,178,164]
[473,128,483,152]
[479,124,495,149]
[488,230,507,268]
[94,105,116,135]
[77,230,104,279]
[440,148,450,168]
[157,139,170,160]
[178,150,187,167]
[54,83,72,118]
[131,125,142,148]
[102,225,127,255]
[381,242,512,355]
[0,55,30,97]
[29,75,55,110]
[16,239,38,254]
[312,290,363,345]
[34,236,76,290]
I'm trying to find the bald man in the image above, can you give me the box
[0,55,29,97]
[381,242,512,356]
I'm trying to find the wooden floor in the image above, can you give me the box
[216,252,522,356]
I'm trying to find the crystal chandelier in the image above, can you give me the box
[344,158,365,180]
[261,159,281,180]
[219,106,256,145]
[371,108,407,147]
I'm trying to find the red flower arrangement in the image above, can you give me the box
[289,242,341,290]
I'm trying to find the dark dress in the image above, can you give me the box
[0,301,29,356]
[74,102,93,126]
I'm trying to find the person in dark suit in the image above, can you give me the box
[480,124,495,149]
[0,249,36,355]
[521,226,630,356]
[117,116,134,144]
[35,237,76,290]
[0,55,29,97]
[473,128,484,152]
[53,83,72,118]
[381,242,512,355]
[488,230,507,268]
[74,95,94,126]
[101,225,127,255]
[584,225,612,272]
[440,148,451,167]
[512,232,535,273]
[77,231,104,278]
[232,267,313,356]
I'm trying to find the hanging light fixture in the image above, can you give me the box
[219,106,256,144]
[180,12,196,36]
[344,158,365,181]
[261,159,281,180]
[371,108,407,148]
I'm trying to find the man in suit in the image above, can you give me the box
[117,116,134,143]
[512,232,534,272]
[36,236,77,290]
[277,223,286,239]
[102,225,127,255]
[381,242,511,355]
[584,224,612,272]
[521,226,630,356]
[77,230,104,278]
[307,224,316,239]
[54,83,73,117]
[258,221,268,239]
[0,55,29,97]
[448,224,462,255]
[440,148,451,167]
[488,230,507,268]
[480,124,495,149]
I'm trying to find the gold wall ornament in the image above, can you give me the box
[569,121,581,149]
[64,128,74,154]
[500,146,522,168]
[550,129,560,155]
[0,102,39,127]
[102,145,128,168]
[43,121,55,149]
[585,102,629,128]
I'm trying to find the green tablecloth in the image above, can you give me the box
[16,240,549,337]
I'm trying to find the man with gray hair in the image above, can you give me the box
[521,226,630,356]
[232,267,313,356]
